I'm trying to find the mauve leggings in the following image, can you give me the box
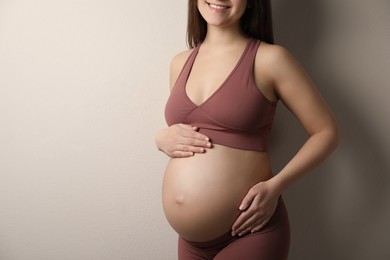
[178,198,290,260]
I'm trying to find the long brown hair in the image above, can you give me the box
[187,0,274,48]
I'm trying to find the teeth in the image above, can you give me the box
[209,3,228,10]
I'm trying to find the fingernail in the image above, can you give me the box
[239,204,245,210]
[204,137,209,141]
[206,142,211,147]
[231,231,235,236]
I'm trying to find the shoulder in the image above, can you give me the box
[255,42,305,84]
[253,41,310,100]
[169,49,194,90]
[170,49,194,73]
[256,42,296,72]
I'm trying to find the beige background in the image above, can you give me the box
[0,0,389,259]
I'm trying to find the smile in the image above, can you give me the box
[206,2,231,11]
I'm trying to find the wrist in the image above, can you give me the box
[266,175,285,196]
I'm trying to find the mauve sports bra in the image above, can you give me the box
[164,39,277,152]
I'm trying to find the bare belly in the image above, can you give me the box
[162,144,273,242]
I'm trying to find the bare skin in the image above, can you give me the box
[162,144,273,241]
[156,0,339,241]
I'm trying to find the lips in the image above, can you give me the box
[206,1,231,11]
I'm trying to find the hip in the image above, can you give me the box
[178,197,290,259]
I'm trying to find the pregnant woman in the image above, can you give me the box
[155,0,339,259]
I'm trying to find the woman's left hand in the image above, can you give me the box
[231,180,281,236]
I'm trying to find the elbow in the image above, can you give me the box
[328,121,340,152]
[312,120,340,154]
[332,127,340,151]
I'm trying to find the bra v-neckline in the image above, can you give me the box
[184,39,252,107]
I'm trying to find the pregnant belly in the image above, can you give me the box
[162,145,272,242]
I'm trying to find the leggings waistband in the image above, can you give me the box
[181,231,236,249]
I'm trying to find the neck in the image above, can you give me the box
[203,23,247,48]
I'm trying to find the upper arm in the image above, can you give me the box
[263,45,338,136]
[169,49,193,91]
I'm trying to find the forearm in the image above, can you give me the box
[269,128,339,194]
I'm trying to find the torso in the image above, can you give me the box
[163,38,277,242]
[186,40,249,106]
[169,40,278,104]
[162,145,273,242]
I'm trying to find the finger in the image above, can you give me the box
[182,130,210,142]
[239,228,253,237]
[238,214,270,236]
[233,213,259,236]
[238,219,269,236]
[171,151,194,158]
[232,193,263,234]
[250,218,271,234]
[178,144,207,154]
[231,214,246,233]
[176,124,210,141]
[238,188,259,211]
[231,208,256,233]
[182,137,211,149]
[177,123,197,130]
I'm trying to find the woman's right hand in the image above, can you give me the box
[155,124,212,158]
